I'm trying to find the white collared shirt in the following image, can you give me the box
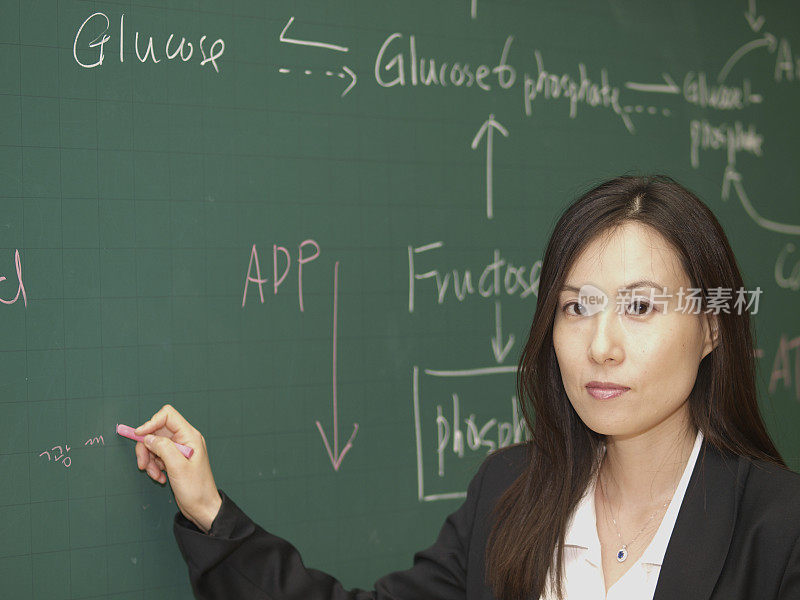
[541,429,704,600]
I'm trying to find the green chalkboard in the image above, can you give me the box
[1,0,799,597]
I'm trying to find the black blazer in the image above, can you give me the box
[173,438,800,599]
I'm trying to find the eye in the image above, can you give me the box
[625,298,656,316]
[561,301,587,316]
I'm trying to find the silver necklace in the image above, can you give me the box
[599,472,674,563]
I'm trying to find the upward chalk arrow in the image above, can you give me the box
[471,114,509,220]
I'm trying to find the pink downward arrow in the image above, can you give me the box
[315,261,359,470]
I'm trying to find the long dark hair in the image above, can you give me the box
[484,174,786,600]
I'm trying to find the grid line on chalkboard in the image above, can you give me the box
[102,11,111,594]
[19,1,33,596]
[56,5,74,592]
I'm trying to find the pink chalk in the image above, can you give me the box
[116,424,194,459]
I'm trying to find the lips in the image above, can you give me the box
[586,381,630,400]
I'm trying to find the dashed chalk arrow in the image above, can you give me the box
[278,66,357,97]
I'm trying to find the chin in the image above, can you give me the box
[584,423,622,437]
[575,411,632,438]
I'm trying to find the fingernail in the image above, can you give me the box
[144,435,155,445]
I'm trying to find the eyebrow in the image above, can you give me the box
[560,279,666,293]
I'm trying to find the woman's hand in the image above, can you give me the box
[134,404,222,533]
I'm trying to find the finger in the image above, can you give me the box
[138,448,160,475]
[145,448,158,467]
[152,426,175,441]
[136,404,194,437]
[144,433,185,473]
[154,457,166,471]
[146,462,162,481]
[135,442,149,470]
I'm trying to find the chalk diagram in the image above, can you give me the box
[269,1,799,493]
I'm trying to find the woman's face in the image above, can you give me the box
[552,221,717,439]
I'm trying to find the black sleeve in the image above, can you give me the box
[173,455,493,600]
[778,534,800,600]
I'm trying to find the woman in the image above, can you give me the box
[133,174,800,600]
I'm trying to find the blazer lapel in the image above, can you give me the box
[653,438,747,600]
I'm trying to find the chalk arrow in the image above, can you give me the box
[280,16,349,52]
[471,114,509,220]
[624,73,679,94]
[721,164,742,202]
[744,0,765,32]
[315,261,359,471]
[340,66,356,97]
[722,164,800,235]
[718,32,776,82]
[279,67,357,98]
[491,301,515,364]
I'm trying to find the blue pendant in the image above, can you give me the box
[617,546,628,562]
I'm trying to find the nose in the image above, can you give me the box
[588,305,625,364]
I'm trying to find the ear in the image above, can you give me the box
[700,314,719,360]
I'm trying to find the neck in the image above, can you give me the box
[599,415,697,512]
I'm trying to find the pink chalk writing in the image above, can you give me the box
[0,249,26,307]
[38,434,105,468]
[39,444,72,468]
[242,239,321,312]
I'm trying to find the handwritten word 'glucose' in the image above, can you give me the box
[73,12,224,72]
